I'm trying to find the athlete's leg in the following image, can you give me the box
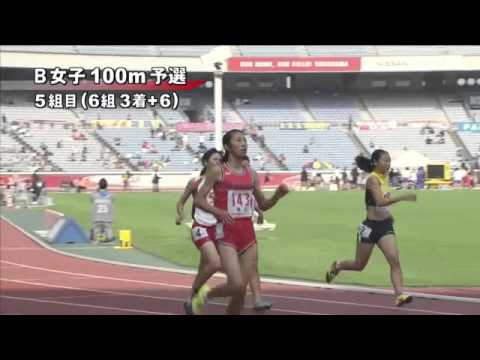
[377,234,404,296]
[336,240,375,273]
[190,241,221,298]
[248,248,272,310]
[225,244,257,314]
[205,244,244,301]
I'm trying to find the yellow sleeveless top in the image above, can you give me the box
[365,171,391,209]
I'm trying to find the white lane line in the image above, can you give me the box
[0,295,175,315]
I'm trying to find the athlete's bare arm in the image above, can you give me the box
[194,165,234,224]
[175,178,195,225]
[252,170,289,211]
[366,176,416,207]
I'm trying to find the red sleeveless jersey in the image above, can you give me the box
[214,163,255,219]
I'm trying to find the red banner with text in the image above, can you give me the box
[227,57,361,72]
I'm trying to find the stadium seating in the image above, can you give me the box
[301,94,366,124]
[234,93,309,124]
[3,45,480,57]
[0,133,41,172]
[17,126,113,172]
[361,94,447,123]
[439,95,472,123]
[0,105,77,122]
[76,108,155,122]
[183,131,281,171]
[97,128,196,171]
[355,127,458,163]
[458,132,480,157]
[259,128,359,170]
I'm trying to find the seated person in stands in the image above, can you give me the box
[141,140,150,153]
[149,144,158,154]
[198,143,208,153]
[303,145,309,154]
[114,137,121,146]
[425,137,433,145]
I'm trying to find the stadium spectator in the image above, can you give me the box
[149,144,158,154]
[303,145,309,154]
[416,167,425,189]
[123,170,132,190]
[300,168,308,189]
[258,134,266,147]
[114,137,121,146]
[341,168,349,190]
[76,177,88,193]
[351,166,359,188]
[369,141,375,149]
[152,172,160,192]
[313,173,324,190]
[462,171,474,189]
[264,172,271,185]
[141,141,150,153]
[150,128,155,138]
[453,168,465,187]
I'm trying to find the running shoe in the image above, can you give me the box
[254,299,273,311]
[395,294,413,307]
[325,261,338,283]
[191,285,210,315]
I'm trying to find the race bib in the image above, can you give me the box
[357,224,372,243]
[227,190,254,217]
[192,226,208,242]
[96,204,109,214]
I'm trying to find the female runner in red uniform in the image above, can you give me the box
[192,129,289,315]
[175,148,223,313]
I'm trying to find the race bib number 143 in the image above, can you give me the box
[227,190,254,217]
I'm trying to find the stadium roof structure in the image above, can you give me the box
[2,45,480,57]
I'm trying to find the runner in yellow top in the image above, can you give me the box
[325,149,417,306]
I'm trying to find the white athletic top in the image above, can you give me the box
[193,177,217,227]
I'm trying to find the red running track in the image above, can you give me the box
[1,219,479,315]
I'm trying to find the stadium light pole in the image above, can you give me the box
[214,70,224,151]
